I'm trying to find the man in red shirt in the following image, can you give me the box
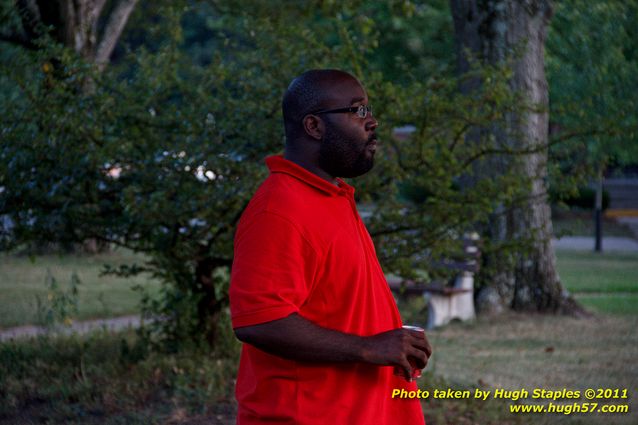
[230,69,432,424]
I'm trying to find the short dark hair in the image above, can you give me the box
[282,69,356,143]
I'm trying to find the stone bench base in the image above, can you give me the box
[388,272,476,329]
[425,272,475,328]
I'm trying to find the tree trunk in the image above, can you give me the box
[195,257,228,347]
[450,0,585,314]
[13,0,138,66]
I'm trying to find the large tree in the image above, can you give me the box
[449,0,583,314]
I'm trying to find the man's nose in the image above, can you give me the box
[366,113,378,131]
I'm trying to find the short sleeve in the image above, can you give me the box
[230,211,318,329]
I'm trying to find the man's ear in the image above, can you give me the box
[302,114,324,140]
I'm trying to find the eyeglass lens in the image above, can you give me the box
[357,105,371,118]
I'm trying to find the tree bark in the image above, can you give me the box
[12,0,138,68]
[195,257,229,347]
[450,0,586,314]
[95,0,138,70]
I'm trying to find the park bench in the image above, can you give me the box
[387,234,480,329]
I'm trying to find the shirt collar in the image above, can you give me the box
[265,155,355,197]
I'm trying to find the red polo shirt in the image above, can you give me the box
[230,155,425,425]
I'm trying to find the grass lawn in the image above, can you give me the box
[555,250,638,315]
[424,314,637,425]
[575,294,638,315]
[556,251,638,294]
[0,249,161,329]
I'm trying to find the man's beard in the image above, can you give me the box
[318,121,375,179]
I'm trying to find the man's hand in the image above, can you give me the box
[361,328,432,382]
[234,313,432,381]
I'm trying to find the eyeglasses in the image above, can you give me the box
[312,104,372,119]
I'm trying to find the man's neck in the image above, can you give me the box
[283,150,339,186]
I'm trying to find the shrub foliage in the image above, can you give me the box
[1,1,540,348]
